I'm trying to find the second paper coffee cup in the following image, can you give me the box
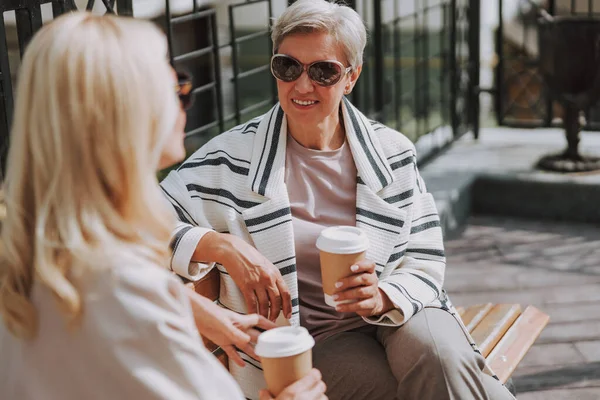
[316,226,370,307]
[255,326,315,397]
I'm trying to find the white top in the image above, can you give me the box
[0,255,244,400]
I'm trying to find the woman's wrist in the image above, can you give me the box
[378,288,396,315]
[192,231,227,265]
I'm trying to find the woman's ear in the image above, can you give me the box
[344,64,362,95]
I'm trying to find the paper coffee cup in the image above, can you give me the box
[255,326,315,397]
[316,226,369,307]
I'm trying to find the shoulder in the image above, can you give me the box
[182,114,265,163]
[81,258,192,331]
[367,120,417,159]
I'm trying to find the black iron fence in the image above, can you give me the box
[0,0,479,176]
[492,0,600,131]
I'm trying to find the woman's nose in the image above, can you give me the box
[294,71,314,94]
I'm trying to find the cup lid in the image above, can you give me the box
[316,226,369,254]
[255,326,315,358]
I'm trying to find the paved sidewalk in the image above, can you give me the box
[445,216,600,400]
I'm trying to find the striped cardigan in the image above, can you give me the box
[160,99,499,399]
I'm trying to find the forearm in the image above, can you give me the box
[192,231,225,264]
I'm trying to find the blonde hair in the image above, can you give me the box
[272,0,367,68]
[0,12,179,339]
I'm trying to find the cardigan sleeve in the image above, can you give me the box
[160,171,215,281]
[364,156,445,326]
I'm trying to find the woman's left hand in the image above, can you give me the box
[332,260,395,317]
[186,287,277,366]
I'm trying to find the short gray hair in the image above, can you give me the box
[271,0,367,69]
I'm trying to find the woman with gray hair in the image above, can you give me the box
[161,0,514,399]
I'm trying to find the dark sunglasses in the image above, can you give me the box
[175,72,194,110]
[270,54,352,87]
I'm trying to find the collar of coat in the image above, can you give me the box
[247,97,395,198]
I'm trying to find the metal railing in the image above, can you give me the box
[0,0,132,174]
[0,0,479,176]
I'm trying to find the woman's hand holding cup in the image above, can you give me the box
[331,260,395,317]
[258,369,328,400]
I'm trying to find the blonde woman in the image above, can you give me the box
[0,12,326,400]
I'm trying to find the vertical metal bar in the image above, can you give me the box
[0,15,14,174]
[351,0,363,108]
[164,0,175,65]
[441,3,447,125]
[52,0,67,18]
[15,7,42,58]
[268,0,277,105]
[414,0,421,138]
[571,0,576,14]
[544,0,555,125]
[228,5,241,125]
[495,0,504,126]
[210,12,225,132]
[373,0,384,118]
[590,0,593,16]
[450,0,458,136]
[117,0,133,16]
[469,0,480,138]
[423,0,430,134]
[394,0,402,129]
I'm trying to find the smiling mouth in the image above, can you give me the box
[292,99,318,106]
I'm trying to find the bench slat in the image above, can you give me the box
[470,304,522,357]
[193,268,220,301]
[212,347,229,369]
[487,306,550,383]
[461,303,494,332]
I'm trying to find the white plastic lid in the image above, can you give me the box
[316,226,369,254]
[255,327,315,358]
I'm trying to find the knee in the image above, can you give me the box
[419,340,484,375]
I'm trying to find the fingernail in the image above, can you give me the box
[335,281,343,288]
[333,294,339,300]
[350,264,359,272]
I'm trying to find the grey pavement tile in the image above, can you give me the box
[545,304,600,325]
[445,268,600,293]
[513,362,600,393]
[539,321,600,345]
[574,342,600,363]
[517,388,600,400]
[519,343,586,368]
[448,283,600,309]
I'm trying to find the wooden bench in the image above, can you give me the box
[188,269,550,385]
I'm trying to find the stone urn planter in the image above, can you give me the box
[537,15,600,172]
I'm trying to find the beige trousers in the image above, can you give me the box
[312,308,515,400]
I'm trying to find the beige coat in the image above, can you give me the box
[0,257,244,400]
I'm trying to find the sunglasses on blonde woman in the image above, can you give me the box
[175,71,193,110]
[270,54,352,87]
